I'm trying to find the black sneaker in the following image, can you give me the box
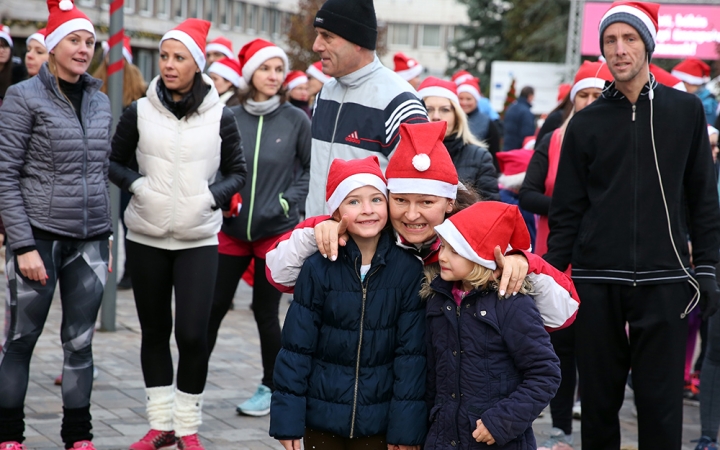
[117,274,132,290]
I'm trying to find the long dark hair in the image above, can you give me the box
[0,38,13,98]
[550,92,573,123]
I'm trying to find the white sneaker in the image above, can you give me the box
[572,400,581,420]
[236,385,271,416]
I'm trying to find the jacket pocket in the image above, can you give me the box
[279,193,290,218]
[467,406,493,449]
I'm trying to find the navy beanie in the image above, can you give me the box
[314,0,378,51]
[598,2,659,59]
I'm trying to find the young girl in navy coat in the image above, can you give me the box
[270,156,427,450]
[423,201,561,449]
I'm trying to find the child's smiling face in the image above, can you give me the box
[333,186,388,239]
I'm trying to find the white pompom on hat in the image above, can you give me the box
[44,0,95,52]
[237,38,288,91]
[325,155,388,215]
[160,18,211,70]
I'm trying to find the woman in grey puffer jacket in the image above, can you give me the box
[0,1,111,448]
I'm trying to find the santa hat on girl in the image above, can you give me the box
[672,58,711,86]
[649,63,686,91]
[435,201,532,270]
[417,76,459,105]
[208,57,242,88]
[101,35,133,64]
[451,70,475,86]
[45,0,95,52]
[393,52,423,81]
[457,77,482,103]
[237,38,288,91]
[284,70,308,92]
[306,61,332,84]
[0,26,13,48]
[160,18,211,70]
[570,60,613,103]
[326,156,388,214]
[206,36,234,59]
[385,121,459,199]
[26,28,48,47]
[556,83,571,102]
[598,1,659,58]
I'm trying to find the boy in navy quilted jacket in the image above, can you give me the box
[422,201,561,449]
[269,156,427,450]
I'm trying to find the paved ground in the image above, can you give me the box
[3,242,702,449]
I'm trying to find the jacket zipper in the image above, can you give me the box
[246,115,264,241]
[169,122,181,234]
[631,104,638,286]
[324,88,348,190]
[453,302,463,446]
[349,257,379,438]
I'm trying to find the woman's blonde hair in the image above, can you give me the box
[92,59,147,107]
[448,98,486,148]
[47,54,71,104]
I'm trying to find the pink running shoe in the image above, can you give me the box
[177,434,204,450]
[0,442,27,450]
[72,441,96,449]
[130,430,177,450]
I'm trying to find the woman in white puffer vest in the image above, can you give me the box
[109,18,246,450]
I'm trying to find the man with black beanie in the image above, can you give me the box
[303,0,429,216]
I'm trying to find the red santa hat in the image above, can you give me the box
[457,77,481,103]
[598,1,659,57]
[417,76,459,105]
[570,61,613,103]
[326,156,388,214]
[556,83,571,102]
[26,28,48,48]
[393,52,423,81]
[101,35,133,64]
[451,70,475,86]
[672,58,711,86]
[649,63,686,91]
[160,18,211,71]
[208,57,242,88]
[496,149,534,190]
[237,38,288,91]
[206,36,234,59]
[434,201,532,271]
[45,0,95,52]
[284,70,309,92]
[306,61,332,84]
[0,26,13,48]
[386,121,459,199]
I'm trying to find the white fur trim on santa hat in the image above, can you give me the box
[671,70,707,86]
[327,173,388,214]
[709,125,719,137]
[396,64,423,82]
[570,77,607,103]
[242,45,288,84]
[0,27,13,48]
[208,61,241,87]
[387,177,457,200]
[102,40,133,64]
[286,74,308,92]
[45,18,95,52]
[453,73,474,85]
[435,220,497,270]
[306,64,331,83]
[161,29,205,70]
[417,86,459,105]
[599,4,657,42]
[26,32,46,47]
[205,42,234,59]
[457,84,481,103]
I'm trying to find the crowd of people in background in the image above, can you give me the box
[0,0,719,449]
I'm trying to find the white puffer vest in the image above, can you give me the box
[124,75,224,249]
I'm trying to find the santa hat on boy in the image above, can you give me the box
[45,0,95,52]
[237,38,288,91]
[417,77,459,104]
[0,26,13,48]
[306,61,332,84]
[672,58,711,86]
[284,70,309,91]
[570,60,613,103]
[208,57,242,87]
[457,77,482,103]
[385,121,459,199]
[326,156,388,214]
[102,35,133,64]
[451,70,475,86]
[26,28,48,47]
[393,52,423,81]
[435,201,532,270]
[206,36,234,59]
[598,1,659,58]
[160,18,211,70]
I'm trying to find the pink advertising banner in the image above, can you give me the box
[581,2,720,60]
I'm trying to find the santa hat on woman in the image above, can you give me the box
[457,77,482,103]
[26,28,48,48]
[451,70,475,86]
[570,60,613,103]
[385,121,459,199]
[672,58,711,86]
[417,76,459,105]
[206,36,234,59]
[283,70,308,92]
[208,57,242,87]
[44,0,95,52]
[0,26,13,48]
[101,35,133,64]
[435,201,532,270]
[393,52,423,81]
[326,155,388,214]
[306,61,332,84]
[237,38,288,91]
[160,18,211,70]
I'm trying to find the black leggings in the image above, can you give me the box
[126,241,218,394]
[548,323,576,435]
[207,254,282,390]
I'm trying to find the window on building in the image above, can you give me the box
[124,0,135,14]
[137,48,158,82]
[421,24,441,48]
[204,0,214,22]
[156,0,170,17]
[218,0,230,27]
[173,0,186,19]
[187,0,202,19]
[78,0,96,8]
[247,4,258,32]
[100,0,109,10]
[233,1,244,29]
[390,23,411,46]
[273,9,283,36]
[261,7,270,34]
[138,0,153,16]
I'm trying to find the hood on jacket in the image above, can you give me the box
[147,73,218,120]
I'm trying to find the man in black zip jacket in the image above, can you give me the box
[545,2,720,449]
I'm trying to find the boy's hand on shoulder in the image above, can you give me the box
[279,439,301,450]
[472,419,495,445]
[387,445,420,450]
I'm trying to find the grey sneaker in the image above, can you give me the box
[236,384,271,416]
[537,427,574,450]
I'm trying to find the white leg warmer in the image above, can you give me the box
[173,390,203,437]
[145,385,175,432]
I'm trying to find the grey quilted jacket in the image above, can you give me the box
[0,64,113,251]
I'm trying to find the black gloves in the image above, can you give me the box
[698,277,720,320]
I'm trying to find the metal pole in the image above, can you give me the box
[100,0,125,332]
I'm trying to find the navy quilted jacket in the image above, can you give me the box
[270,230,427,445]
[424,277,560,449]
